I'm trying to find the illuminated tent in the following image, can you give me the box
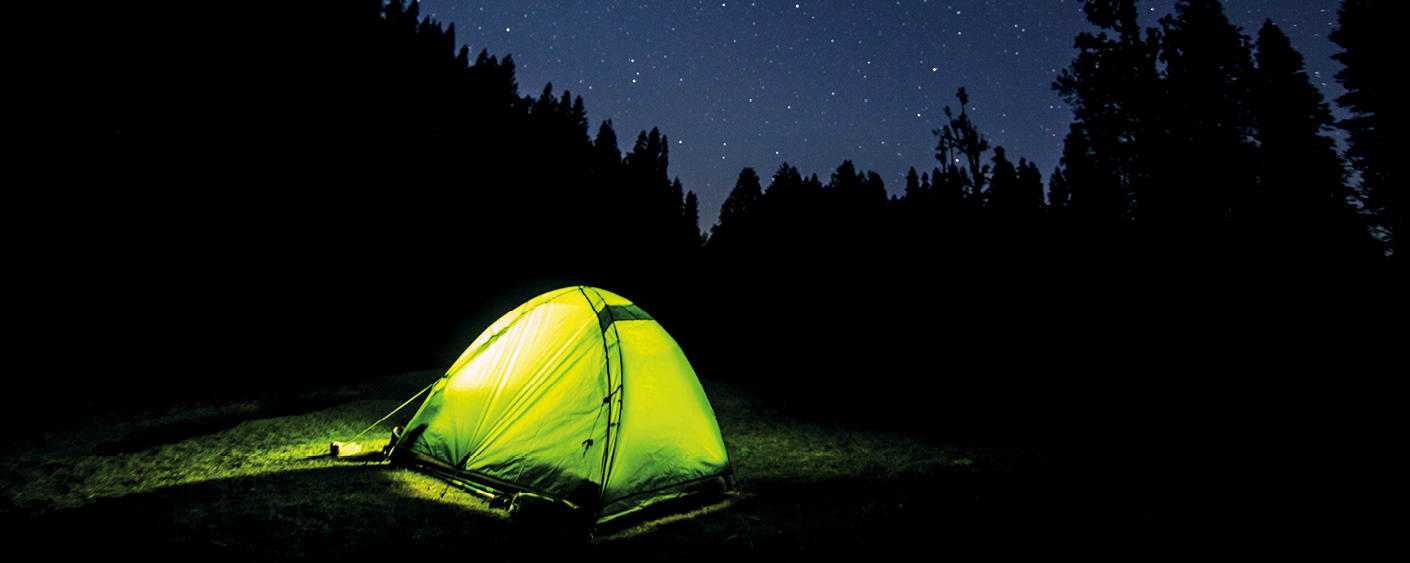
[390,286,733,525]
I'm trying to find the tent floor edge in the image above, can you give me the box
[392,449,518,500]
[592,473,736,534]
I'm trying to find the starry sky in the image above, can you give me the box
[415,0,1349,229]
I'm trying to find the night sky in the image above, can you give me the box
[416,0,1348,229]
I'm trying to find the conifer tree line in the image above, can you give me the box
[689,0,1400,426]
[350,0,704,269]
[47,0,711,401]
[707,0,1397,270]
[35,0,1398,411]
[77,0,1389,281]
[81,0,702,279]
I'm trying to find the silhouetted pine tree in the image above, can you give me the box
[985,149,1045,248]
[905,167,923,201]
[669,176,684,223]
[988,146,1020,217]
[821,161,886,238]
[1331,0,1399,259]
[592,119,623,189]
[929,165,960,213]
[1047,0,1174,272]
[1018,159,1045,214]
[801,173,818,189]
[711,168,763,251]
[829,161,862,194]
[1052,0,1158,227]
[748,162,816,253]
[610,127,679,255]
[670,177,703,254]
[767,163,806,204]
[1150,0,1258,240]
[570,97,590,142]
[1016,159,1048,258]
[1250,19,1373,264]
[530,83,556,117]
[624,128,668,192]
[682,189,703,250]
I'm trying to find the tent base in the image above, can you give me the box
[391,447,735,531]
[593,473,736,531]
[390,448,518,500]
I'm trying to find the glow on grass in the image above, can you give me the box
[385,469,507,517]
[6,374,1028,537]
[6,399,420,510]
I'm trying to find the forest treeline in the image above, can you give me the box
[694,0,1402,435]
[22,1,1400,454]
[41,0,706,410]
[709,0,1397,269]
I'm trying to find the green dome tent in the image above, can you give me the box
[390,286,733,525]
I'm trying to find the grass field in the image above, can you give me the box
[3,369,1189,559]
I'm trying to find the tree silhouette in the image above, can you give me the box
[935,88,991,206]
[593,119,624,188]
[829,161,862,193]
[987,146,1020,217]
[904,167,923,201]
[610,127,685,256]
[711,168,763,250]
[671,177,703,253]
[1018,159,1045,215]
[929,165,960,212]
[753,162,816,252]
[1052,0,1157,227]
[682,189,703,249]
[1150,0,1258,239]
[768,163,806,203]
[1250,19,1374,264]
[1331,0,1399,259]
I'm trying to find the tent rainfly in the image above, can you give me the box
[390,286,734,525]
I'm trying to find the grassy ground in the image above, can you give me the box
[3,369,1182,560]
